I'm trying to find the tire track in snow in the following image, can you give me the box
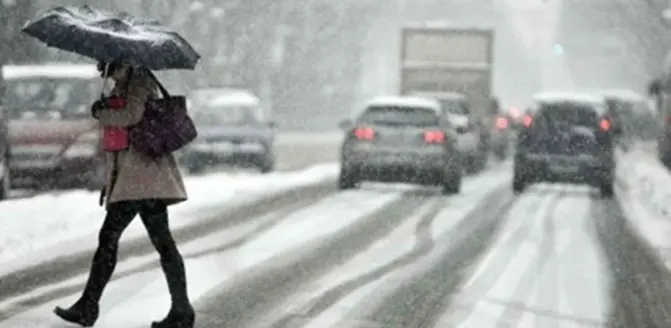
[493,190,566,327]
[268,197,448,328]
[192,189,436,328]
[359,189,569,328]
[0,181,336,302]
[438,191,557,326]
[271,186,507,328]
[0,193,327,317]
[593,196,671,327]
[0,186,410,325]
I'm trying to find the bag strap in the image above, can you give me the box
[144,69,170,99]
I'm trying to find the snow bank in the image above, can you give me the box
[0,164,337,274]
[616,147,671,260]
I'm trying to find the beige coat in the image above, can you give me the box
[97,72,187,206]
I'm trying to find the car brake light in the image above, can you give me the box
[496,117,508,129]
[522,115,532,127]
[599,118,611,131]
[423,130,445,143]
[353,126,374,140]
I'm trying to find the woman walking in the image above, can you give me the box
[54,60,195,328]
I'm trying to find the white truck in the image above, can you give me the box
[400,24,508,170]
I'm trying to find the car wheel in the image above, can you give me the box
[0,158,10,201]
[465,154,483,174]
[512,166,527,193]
[442,170,462,195]
[257,155,275,173]
[494,146,507,160]
[186,160,206,174]
[338,166,358,190]
[599,181,614,197]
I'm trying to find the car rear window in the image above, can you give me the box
[537,102,598,128]
[358,106,439,126]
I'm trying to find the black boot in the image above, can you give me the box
[53,298,99,327]
[151,306,195,328]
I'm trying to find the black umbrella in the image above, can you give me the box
[22,6,201,70]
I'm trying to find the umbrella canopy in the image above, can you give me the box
[22,6,201,70]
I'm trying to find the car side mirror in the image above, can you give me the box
[339,118,352,130]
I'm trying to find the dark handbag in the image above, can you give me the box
[130,71,198,157]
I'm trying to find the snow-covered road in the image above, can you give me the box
[1,145,671,327]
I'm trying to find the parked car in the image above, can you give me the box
[513,92,618,196]
[2,63,103,190]
[338,95,463,194]
[180,88,276,173]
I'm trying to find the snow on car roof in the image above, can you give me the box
[364,95,441,111]
[205,89,261,107]
[532,92,607,114]
[2,63,98,80]
[533,92,605,104]
[598,89,645,102]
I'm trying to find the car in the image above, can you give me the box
[180,88,276,173]
[338,95,463,194]
[407,91,487,172]
[513,92,618,197]
[488,97,513,160]
[599,89,656,149]
[2,63,103,191]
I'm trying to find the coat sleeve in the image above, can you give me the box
[96,83,149,127]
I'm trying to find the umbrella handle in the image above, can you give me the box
[100,63,110,100]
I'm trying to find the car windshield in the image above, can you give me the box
[537,102,598,129]
[2,78,96,119]
[438,99,469,115]
[193,104,262,125]
[358,106,439,126]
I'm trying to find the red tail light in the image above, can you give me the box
[522,115,533,127]
[353,126,374,140]
[423,130,445,143]
[599,118,611,131]
[496,116,508,129]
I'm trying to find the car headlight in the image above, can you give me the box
[63,131,99,158]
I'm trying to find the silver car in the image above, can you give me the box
[338,96,463,194]
[181,89,276,173]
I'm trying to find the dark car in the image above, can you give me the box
[513,92,618,196]
[1,63,103,191]
[338,96,463,194]
[180,88,276,173]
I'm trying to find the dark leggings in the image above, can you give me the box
[81,200,191,309]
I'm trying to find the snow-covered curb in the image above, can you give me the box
[616,147,671,262]
[0,163,338,275]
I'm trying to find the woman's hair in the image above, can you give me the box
[97,60,159,96]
